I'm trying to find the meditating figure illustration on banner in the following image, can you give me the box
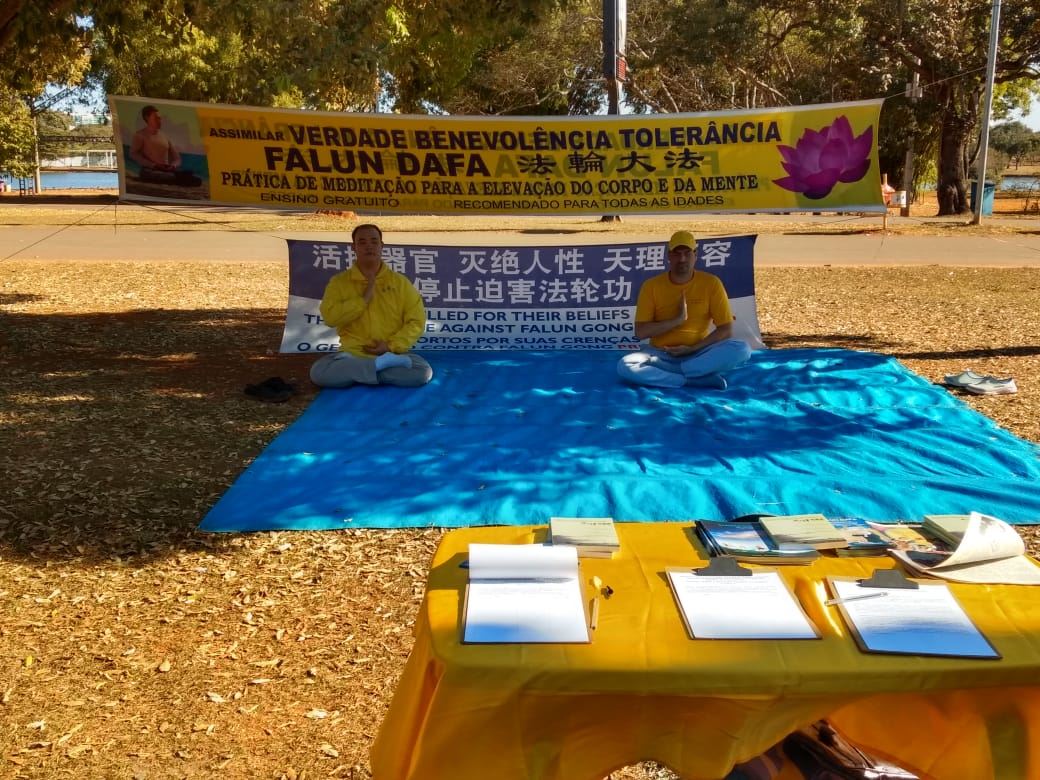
[129,105,203,187]
[310,224,433,389]
[617,230,751,389]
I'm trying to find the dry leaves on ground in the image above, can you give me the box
[1,253,1038,779]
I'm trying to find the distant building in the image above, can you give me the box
[70,110,110,126]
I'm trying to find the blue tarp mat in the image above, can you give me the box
[200,349,1040,531]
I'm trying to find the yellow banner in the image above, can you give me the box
[109,96,884,215]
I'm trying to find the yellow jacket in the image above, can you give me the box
[319,264,426,356]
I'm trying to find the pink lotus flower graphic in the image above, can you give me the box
[773,116,873,199]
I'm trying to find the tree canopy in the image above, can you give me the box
[990,119,1040,168]
[859,0,1040,212]
[0,88,35,177]
[2,0,1038,214]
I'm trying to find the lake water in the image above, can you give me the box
[40,171,119,190]
[0,171,118,190]
[999,176,1040,192]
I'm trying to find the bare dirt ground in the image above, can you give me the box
[1,204,1039,779]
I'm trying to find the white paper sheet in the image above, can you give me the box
[829,578,998,658]
[464,544,590,644]
[891,512,1040,585]
[667,570,818,639]
[932,511,1026,568]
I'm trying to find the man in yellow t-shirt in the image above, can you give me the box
[310,224,432,388]
[617,230,751,389]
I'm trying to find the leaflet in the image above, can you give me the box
[464,543,590,644]
[667,569,819,640]
[829,578,999,658]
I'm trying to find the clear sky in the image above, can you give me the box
[1019,101,1040,131]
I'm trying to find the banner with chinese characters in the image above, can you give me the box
[281,237,762,352]
[109,95,883,215]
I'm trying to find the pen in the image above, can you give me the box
[825,592,887,606]
[590,597,600,630]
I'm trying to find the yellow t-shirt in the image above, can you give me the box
[319,264,426,356]
[635,271,734,348]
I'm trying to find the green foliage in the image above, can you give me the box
[437,1,604,115]
[0,88,37,177]
[83,0,567,112]
[992,79,1040,121]
[990,120,1040,168]
[624,0,882,114]
[860,0,1040,213]
[2,0,1036,213]
[30,109,112,159]
[83,0,385,108]
[0,1,91,95]
[36,110,74,159]
[381,0,568,113]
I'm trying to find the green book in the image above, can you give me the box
[549,517,620,558]
[758,514,847,551]
[923,515,973,548]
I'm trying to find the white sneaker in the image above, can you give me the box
[943,370,987,388]
[963,377,1018,395]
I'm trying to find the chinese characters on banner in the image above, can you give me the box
[282,238,763,352]
[109,95,883,215]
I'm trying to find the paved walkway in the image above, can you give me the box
[2,209,1040,266]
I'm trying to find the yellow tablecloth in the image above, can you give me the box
[371,523,1040,780]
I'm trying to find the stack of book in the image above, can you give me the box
[891,512,1040,585]
[549,516,620,559]
[698,514,905,562]
[757,514,848,551]
[867,521,947,554]
[690,513,1006,569]
[830,517,897,557]
[922,514,973,548]
[695,519,819,564]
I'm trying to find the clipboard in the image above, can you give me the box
[826,575,1001,659]
[693,556,752,577]
[460,545,592,644]
[460,578,593,644]
[666,564,820,640]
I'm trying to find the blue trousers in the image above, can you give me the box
[616,339,751,388]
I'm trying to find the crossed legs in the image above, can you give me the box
[617,339,751,389]
[310,352,433,388]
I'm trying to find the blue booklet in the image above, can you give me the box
[695,520,819,564]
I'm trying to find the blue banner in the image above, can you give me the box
[282,236,760,352]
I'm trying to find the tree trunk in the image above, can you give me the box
[936,122,969,215]
[935,83,981,216]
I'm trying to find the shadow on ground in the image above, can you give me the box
[2,307,315,566]
[765,333,896,350]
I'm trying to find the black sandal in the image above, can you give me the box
[244,377,296,403]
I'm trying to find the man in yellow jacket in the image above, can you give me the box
[617,230,750,389]
[310,224,433,388]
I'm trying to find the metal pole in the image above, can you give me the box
[900,59,921,217]
[601,77,622,221]
[32,118,42,195]
[602,0,619,114]
[601,0,622,222]
[972,0,1001,225]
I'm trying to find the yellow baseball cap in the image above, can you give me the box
[668,230,696,251]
